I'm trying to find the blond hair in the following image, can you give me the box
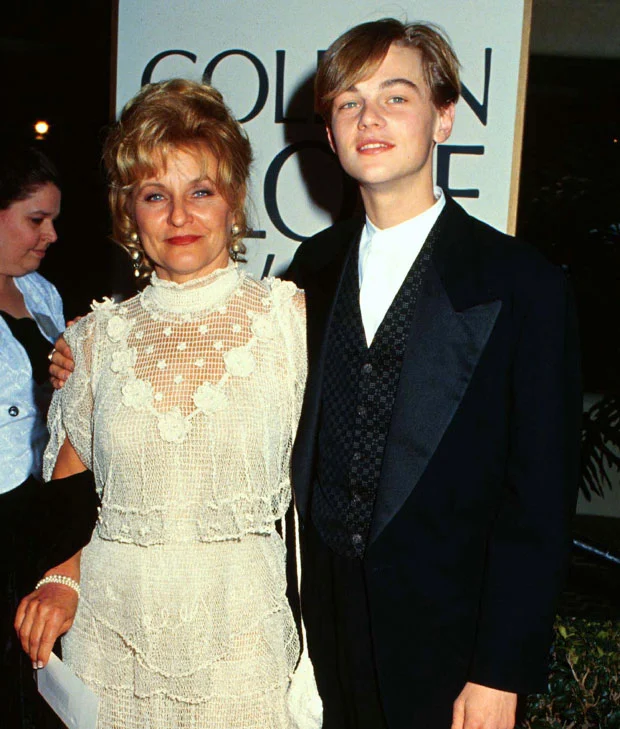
[103,79,253,276]
[316,19,461,122]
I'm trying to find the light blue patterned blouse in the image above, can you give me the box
[0,271,64,493]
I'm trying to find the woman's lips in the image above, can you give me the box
[166,235,201,246]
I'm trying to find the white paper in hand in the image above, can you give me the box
[36,652,99,729]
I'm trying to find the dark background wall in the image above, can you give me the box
[1,0,133,318]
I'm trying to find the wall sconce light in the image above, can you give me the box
[34,120,50,140]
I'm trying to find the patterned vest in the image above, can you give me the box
[312,231,435,558]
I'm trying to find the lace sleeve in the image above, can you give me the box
[272,283,308,439]
[43,314,97,480]
[290,289,308,427]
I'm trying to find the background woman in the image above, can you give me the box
[0,143,97,728]
[16,80,317,729]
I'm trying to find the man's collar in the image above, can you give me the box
[364,187,445,240]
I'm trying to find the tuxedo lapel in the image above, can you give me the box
[368,199,502,545]
[368,266,501,544]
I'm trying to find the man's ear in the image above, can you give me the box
[433,102,455,144]
[326,124,337,154]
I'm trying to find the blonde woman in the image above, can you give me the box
[16,80,319,729]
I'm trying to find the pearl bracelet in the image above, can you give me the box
[35,574,80,598]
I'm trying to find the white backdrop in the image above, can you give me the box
[116,0,530,277]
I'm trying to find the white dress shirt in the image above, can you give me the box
[358,188,445,346]
[0,271,64,493]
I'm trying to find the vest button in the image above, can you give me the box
[351,533,363,546]
[357,405,367,418]
[362,363,373,375]
[8,406,19,417]
[352,451,361,461]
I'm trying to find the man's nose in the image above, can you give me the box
[357,101,385,129]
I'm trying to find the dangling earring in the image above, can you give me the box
[129,232,142,278]
[131,250,142,278]
[230,224,243,264]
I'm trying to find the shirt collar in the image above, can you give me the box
[364,187,445,243]
[359,187,445,285]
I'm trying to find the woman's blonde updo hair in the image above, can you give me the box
[103,78,253,277]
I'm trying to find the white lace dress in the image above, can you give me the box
[43,263,310,729]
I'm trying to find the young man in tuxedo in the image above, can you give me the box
[286,18,581,729]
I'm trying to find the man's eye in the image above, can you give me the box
[30,218,43,226]
[388,96,406,104]
[339,100,358,110]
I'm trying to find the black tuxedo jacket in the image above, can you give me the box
[286,197,581,726]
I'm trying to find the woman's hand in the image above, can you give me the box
[15,440,87,667]
[15,581,78,668]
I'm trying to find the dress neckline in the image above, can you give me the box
[141,262,242,315]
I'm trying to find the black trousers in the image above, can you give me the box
[0,476,63,729]
[302,518,389,729]
[302,518,460,728]
[301,518,531,729]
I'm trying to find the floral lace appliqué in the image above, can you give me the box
[158,407,191,443]
[107,315,132,342]
[193,382,228,414]
[90,296,116,311]
[111,348,137,373]
[223,345,255,378]
[269,278,297,304]
[251,313,275,341]
[122,379,154,411]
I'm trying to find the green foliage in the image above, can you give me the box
[524,617,620,729]
[581,396,620,500]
